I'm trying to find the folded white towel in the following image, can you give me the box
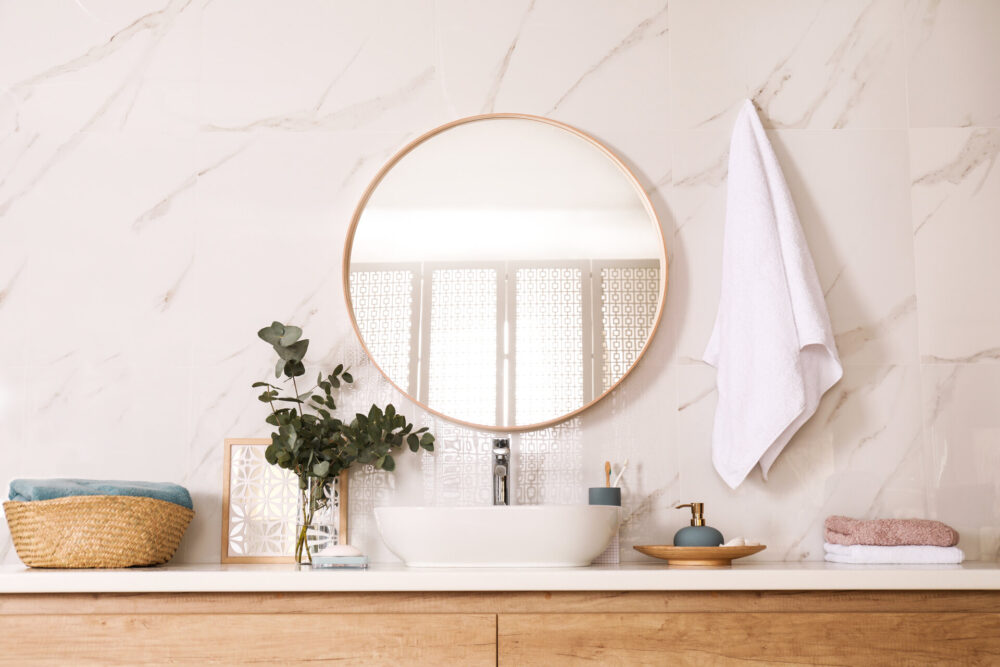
[704,99,843,489]
[824,542,965,564]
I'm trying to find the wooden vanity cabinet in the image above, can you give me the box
[2,590,999,665]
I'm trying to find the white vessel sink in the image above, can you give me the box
[374,505,620,567]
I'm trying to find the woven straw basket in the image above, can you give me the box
[3,495,194,568]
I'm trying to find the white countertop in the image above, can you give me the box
[1,561,999,593]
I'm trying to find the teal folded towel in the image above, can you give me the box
[8,479,193,510]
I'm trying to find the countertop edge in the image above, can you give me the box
[2,562,1000,593]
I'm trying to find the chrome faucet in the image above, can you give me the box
[492,438,510,506]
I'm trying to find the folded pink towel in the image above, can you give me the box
[824,515,959,547]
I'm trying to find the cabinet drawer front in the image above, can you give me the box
[0,613,496,666]
[499,612,1000,666]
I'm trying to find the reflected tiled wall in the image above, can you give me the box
[0,0,997,563]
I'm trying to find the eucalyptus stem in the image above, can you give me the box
[297,486,312,564]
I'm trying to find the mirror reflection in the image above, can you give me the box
[347,116,665,429]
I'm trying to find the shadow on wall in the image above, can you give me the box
[173,490,222,563]
[763,120,882,477]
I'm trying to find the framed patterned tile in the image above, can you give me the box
[221,438,348,563]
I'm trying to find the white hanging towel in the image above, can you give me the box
[703,99,843,489]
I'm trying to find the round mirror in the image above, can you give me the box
[344,114,667,431]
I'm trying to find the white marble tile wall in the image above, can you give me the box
[0,0,997,564]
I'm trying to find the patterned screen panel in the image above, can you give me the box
[599,264,660,393]
[349,269,416,392]
[514,266,585,425]
[347,261,660,429]
[226,442,341,559]
[226,443,298,558]
[426,267,499,426]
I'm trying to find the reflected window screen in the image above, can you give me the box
[599,263,661,393]
[349,261,658,426]
[348,269,418,393]
[425,267,500,426]
[513,265,586,426]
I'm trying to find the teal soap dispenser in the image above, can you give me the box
[673,502,724,547]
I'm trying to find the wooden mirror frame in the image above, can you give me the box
[342,113,668,432]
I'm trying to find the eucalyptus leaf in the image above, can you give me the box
[279,424,297,448]
[275,339,309,361]
[258,322,285,345]
[264,443,279,465]
[283,360,306,377]
[279,326,303,346]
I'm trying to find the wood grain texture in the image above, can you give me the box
[3,590,999,615]
[3,592,999,664]
[498,612,1000,666]
[0,613,496,666]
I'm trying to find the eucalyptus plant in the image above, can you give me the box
[253,321,434,562]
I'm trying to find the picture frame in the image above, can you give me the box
[221,438,349,563]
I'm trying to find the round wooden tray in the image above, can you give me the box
[633,544,766,566]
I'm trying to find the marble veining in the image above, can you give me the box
[479,0,536,114]
[0,0,997,565]
[912,128,1000,196]
[671,0,906,131]
[203,68,436,133]
[546,3,668,114]
[132,144,248,231]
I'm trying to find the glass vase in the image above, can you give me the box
[294,477,340,565]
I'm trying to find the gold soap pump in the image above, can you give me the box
[673,502,724,547]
